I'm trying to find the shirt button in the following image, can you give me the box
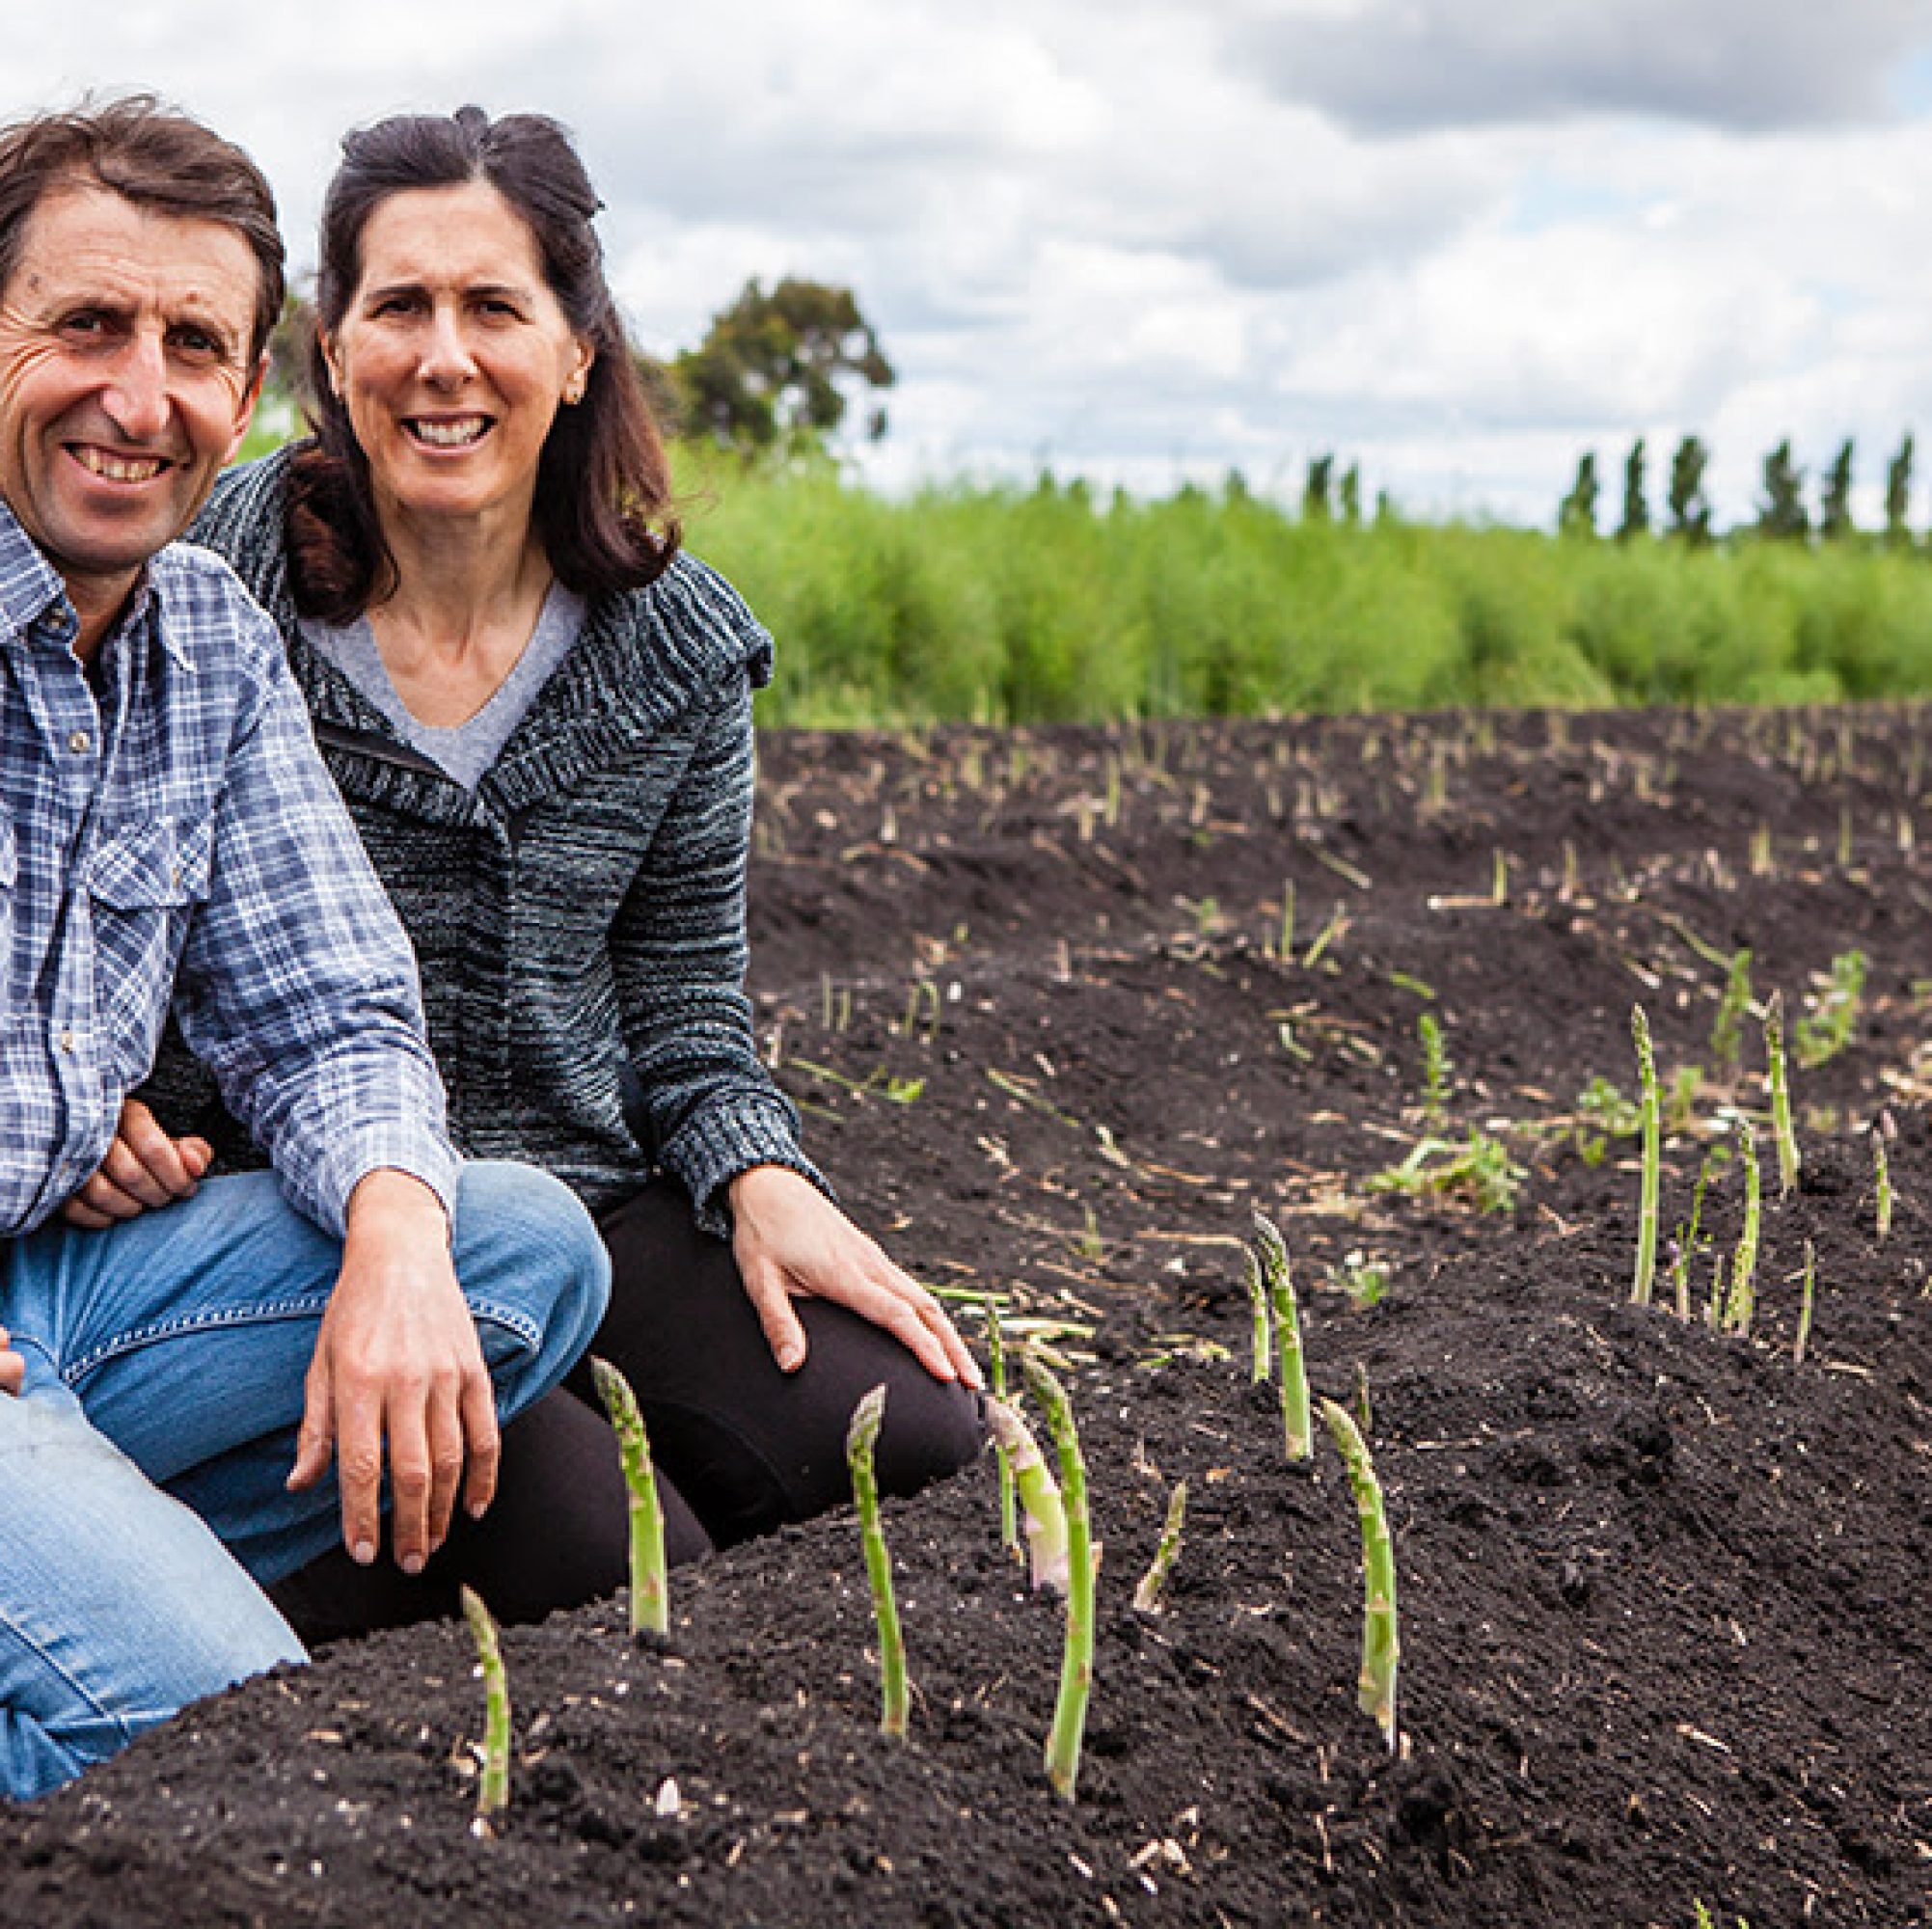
[58,1029,75,1054]
[68,729,91,754]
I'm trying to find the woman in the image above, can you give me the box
[97,106,983,1637]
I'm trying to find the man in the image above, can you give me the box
[0,97,608,1801]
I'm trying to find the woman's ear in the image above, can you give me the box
[565,338,595,405]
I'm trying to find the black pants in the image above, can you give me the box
[269,1177,985,1643]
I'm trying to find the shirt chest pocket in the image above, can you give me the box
[87,817,215,911]
[86,818,216,1066]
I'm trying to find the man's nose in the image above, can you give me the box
[100,331,171,442]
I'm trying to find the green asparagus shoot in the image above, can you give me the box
[1252,1212,1313,1460]
[1352,1359,1373,1437]
[1709,948,1753,1075]
[1793,1239,1816,1367]
[1320,1399,1400,1753]
[1418,1013,1451,1127]
[1725,1121,1761,1336]
[984,1397,1070,1592]
[1276,879,1296,962]
[1131,1480,1187,1616]
[1630,1005,1662,1307]
[590,1356,669,1639]
[459,1585,511,1825]
[986,1295,1018,1554]
[1873,1127,1893,1240]
[1022,1353,1095,1802]
[846,1385,911,1738]
[1763,992,1800,1197]
[1242,1244,1272,1383]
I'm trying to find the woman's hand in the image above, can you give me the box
[61,1098,212,1229]
[0,1327,23,1398]
[728,1164,983,1389]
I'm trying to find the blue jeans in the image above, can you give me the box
[0,1161,609,1801]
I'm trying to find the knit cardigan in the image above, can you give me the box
[144,445,822,1232]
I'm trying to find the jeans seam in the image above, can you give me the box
[64,1296,544,1387]
[0,1609,143,1752]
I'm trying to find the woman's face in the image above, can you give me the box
[322,180,593,532]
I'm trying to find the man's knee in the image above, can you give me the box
[453,1161,611,1369]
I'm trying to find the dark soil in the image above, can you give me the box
[7,705,1930,1929]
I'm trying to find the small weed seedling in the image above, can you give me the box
[591,1357,669,1640]
[1321,1399,1400,1753]
[1572,1073,1640,1167]
[1369,1129,1523,1215]
[459,1586,510,1828]
[1709,948,1753,1076]
[1023,1353,1095,1802]
[1418,1013,1451,1127]
[1794,949,1867,1068]
[846,1385,911,1737]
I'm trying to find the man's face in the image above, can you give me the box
[0,184,264,622]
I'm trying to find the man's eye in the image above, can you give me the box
[60,312,107,339]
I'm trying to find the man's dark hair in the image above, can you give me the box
[0,94,285,363]
[290,103,678,621]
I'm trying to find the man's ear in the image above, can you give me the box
[222,351,270,466]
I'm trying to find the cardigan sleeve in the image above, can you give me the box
[609,675,831,1235]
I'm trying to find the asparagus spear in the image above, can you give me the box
[1320,1399,1400,1753]
[1254,1212,1312,1460]
[591,1356,669,1639]
[459,1585,511,1824]
[1131,1481,1187,1616]
[846,1384,911,1738]
[1023,1353,1095,1801]
[985,1397,1070,1593]
[1630,1005,1661,1306]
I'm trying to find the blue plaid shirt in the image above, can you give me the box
[0,497,458,1238]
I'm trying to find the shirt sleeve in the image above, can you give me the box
[610,676,830,1236]
[169,617,459,1236]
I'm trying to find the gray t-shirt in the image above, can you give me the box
[300,583,585,790]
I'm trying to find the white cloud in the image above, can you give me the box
[0,1,1930,528]
[1231,0,1932,133]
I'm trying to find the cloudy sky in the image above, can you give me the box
[12,0,1932,528]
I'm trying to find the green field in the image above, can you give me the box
[666,454,1932,726]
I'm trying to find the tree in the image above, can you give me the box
[1617,437,1649,541]
[1666,435,1713,546]
[1338,463,1362,526]
[1819,438,1855,541]
[1756,440,1810,541]
[664,277,895,454]
[1557,452,1599,539]
[1885,431,1915,548]
[1302,453,1335,522]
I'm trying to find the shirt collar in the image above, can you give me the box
[0,490,182,669]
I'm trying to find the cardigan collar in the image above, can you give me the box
[192,444,773,825]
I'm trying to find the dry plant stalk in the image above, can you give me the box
[846,1384,911,1738]
[1764,992,1800,1196]
[1131,1481,1187,1615]
[591,1356,668,1638]
[459,1585,511,1825]
[1320,1399,1400,1752]
[1630,1005,1662,1306]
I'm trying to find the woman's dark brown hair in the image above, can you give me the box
[290,104,678,620]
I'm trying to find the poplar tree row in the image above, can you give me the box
[1556,433,1919,546]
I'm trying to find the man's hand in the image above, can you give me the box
[0,1327,23,1399]
[286,1170,499,1573]
[62,1098,211,1228]
[728,1164,983,1389]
